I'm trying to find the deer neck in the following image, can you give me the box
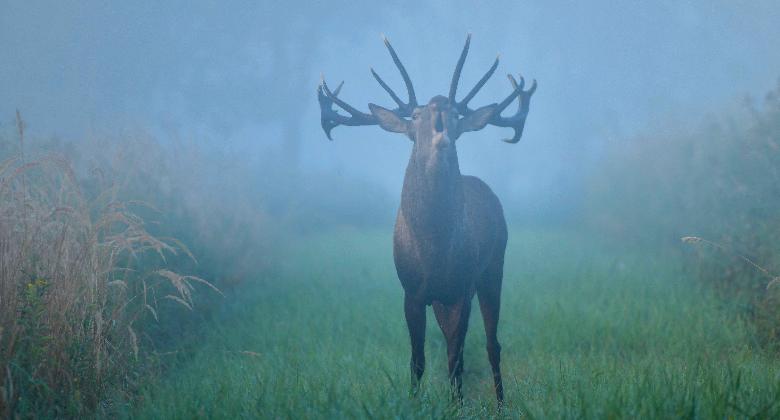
[400,144,464,240]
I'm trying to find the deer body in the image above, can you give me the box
[317,35,535,403]
[394,141,507,307]
[396,171,508,399]
[390,96,508,399]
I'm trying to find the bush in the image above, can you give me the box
[585,79,780,347]
[0,114,218,417]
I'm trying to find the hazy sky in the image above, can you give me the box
[3,0,779,219]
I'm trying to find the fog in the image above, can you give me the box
[6,2,780,416]
[3,0,780,223]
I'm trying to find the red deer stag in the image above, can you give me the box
[317,34,536,403]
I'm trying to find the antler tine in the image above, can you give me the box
[322,79,367,117]
[332,80,344,96]
[489,74,538,144]
[449,34,501,116]
[317,83,338,141]
[493,75,524,113]
[318,79,378,140]
[457,55,499,114]
[382,35,418,110]
[449,33,471,103]
[370,67,406,113]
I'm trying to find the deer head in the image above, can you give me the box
[317,34,537,147]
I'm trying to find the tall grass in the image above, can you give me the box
[0,107,391,417]
[0,114,218,417]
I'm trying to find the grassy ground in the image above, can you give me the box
[128,228,780,419]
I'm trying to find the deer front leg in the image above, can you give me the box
[433,298,472,401]
[404,294,426,392]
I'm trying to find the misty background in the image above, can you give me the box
[4,0,779,227]
[5,1,780,416]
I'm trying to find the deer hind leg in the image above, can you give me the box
[404,294,426,391]
[433,298,472,401]
[478,260,505,403]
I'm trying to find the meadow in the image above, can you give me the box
[128,228,780,419]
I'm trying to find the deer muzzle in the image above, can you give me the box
[432,112,451,149]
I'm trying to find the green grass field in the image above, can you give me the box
[128,228,780,419]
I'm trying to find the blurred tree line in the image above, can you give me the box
[585,79,780,347]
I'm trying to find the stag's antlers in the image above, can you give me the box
[318,34,536,142]
[371,36,418,115]
[448,34,537,143]
[318,36,417,140]
[493,74,537,143]
[317,80,377,140]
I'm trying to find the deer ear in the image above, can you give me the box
[369,103,410,134]
[458,104,496,134]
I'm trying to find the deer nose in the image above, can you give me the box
[433,111,445,134]
[432,112,451,149]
